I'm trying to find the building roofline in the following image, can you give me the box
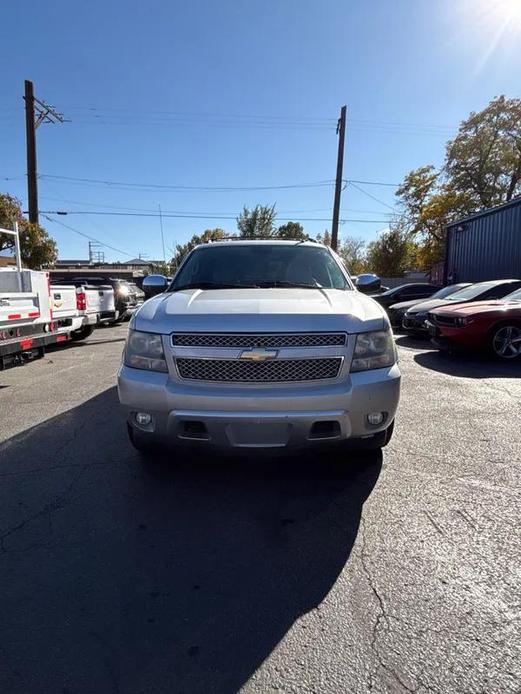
[447,196,521,228]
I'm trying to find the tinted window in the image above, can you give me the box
[446,281,502,301]
[172,244,351,290]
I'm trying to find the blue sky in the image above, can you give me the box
[2,0,521,261]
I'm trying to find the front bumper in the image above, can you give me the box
[118,364,401,449]
[402,314,428,332]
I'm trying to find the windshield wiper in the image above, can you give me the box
[171,282,260,292]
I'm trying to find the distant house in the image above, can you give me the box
[0,256,16,268]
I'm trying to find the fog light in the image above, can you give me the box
[135,412,152,426]
[367,412,384,426]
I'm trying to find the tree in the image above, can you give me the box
[336,236,367,275]
[0,193,57,269]
[365,222,417,277]
[396,96,521,269]
[445,95,521,206]
[237,205,276,238]
[276,221,308,240]
[315,230,332,246]
[171,228,228,268]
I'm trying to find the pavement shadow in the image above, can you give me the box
[394,334,432,350]
[0,386,381,694]
[414,350,520,379]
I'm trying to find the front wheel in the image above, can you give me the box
[127,424,160,460]
[70,325,94,341]
[490,324,521,361]
[345,421,394,452]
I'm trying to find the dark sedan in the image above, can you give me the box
[371,283,440,311]
[402,279,521,334]
[387,283,470,328]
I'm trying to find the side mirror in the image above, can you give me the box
[143,274,168,298]
[355,274,381,294]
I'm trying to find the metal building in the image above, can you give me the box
[444,197,521,283]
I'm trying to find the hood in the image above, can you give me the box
[133,287,387,334]
[405,298,464,315]
[388,299,428,311]
[431,300,521,317]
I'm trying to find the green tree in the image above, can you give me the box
[171,228,228,268]
[365,222,417,277]
[336,236,367,275]
[0,193,57,269]
[445,95,521,206]
[237,205,276,238]
[276,221,308,240]
[396,96,521,269]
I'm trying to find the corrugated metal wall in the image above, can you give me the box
[445,198,521,283]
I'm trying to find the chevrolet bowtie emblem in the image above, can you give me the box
[239,348,278,361]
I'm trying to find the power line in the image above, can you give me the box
[348,181,397,211]
[39,174,338,192]
[40,210,391,223]
[38,194,386,215]
[42,214,136,258]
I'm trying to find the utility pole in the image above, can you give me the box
[23,79,68,225]
[24,81,38,224]
[331,105,347,251]
[158,204,166,265]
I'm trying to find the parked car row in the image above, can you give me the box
[377,279,521,361]
[1,245,145,369]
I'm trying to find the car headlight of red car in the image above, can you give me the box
[455,316,474,327]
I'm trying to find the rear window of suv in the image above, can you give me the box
[172,244,351,291]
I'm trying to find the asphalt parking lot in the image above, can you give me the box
[0,324,520,694]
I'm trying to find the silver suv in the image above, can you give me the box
[118,240,400,456]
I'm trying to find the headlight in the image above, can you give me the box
[124,330,167,372]
[350,330,396,372]
[118,285,130,296]
[455,316,474,327]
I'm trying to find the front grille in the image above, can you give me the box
[172,333,346,348]
[176,357,343,382]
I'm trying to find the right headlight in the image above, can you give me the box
[124,329,168,372]
[350,330,396,372]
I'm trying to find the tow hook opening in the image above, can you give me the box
[179,420,210,441]
[308,420,341,440]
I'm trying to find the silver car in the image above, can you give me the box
[118,240,400,457]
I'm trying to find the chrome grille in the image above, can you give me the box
[176,357,343,382]
[172,333,346,348]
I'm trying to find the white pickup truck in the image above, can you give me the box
[0,225,116,368]
[50,282,117,340]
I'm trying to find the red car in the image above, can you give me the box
[427,287,521,360]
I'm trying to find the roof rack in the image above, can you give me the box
[205,236,318,243]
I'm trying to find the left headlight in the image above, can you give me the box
[124,330,168,372]
[350,330,396,373]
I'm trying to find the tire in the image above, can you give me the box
[127,423,160,459]
[70,325,94,342]
[489,323,521,361]
[345,421,394,452]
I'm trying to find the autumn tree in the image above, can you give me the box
[337,237,367,275]
[0,193,57,269]
[396,96,521,268]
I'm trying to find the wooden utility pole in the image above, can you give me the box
[24,80,38,224]
[331,105,347,251]
[23,79,68,225]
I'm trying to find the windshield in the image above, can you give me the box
[171,244,351,291]
[445,281,501,301]
[504,288,521,301]
[432,284,468,300]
